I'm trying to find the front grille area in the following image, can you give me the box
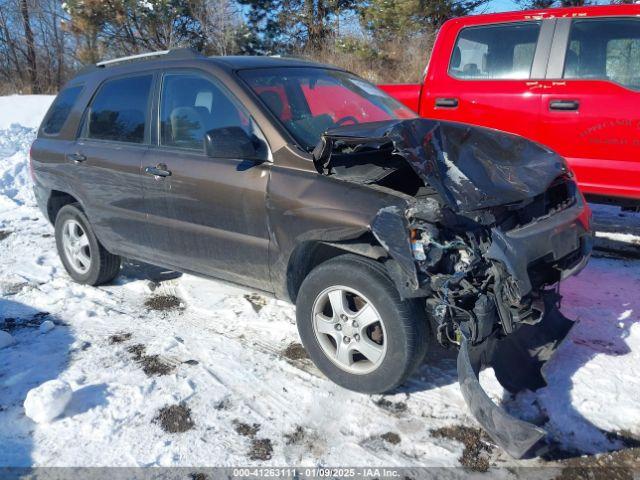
[497,175,576,230]
[527,241,584,290]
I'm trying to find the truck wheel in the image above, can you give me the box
[55,203,121,286]
[296,254,428,394]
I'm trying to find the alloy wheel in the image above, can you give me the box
[311,286,387,374]
[61,219,91,274]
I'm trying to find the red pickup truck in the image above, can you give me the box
[380,5,640,209]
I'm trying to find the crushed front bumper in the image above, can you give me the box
[455,196,590,458]
[486,196,593,298]
[457,291,575,458]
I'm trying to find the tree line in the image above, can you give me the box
[0,0,631,94]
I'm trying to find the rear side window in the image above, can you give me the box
[42,85,83,135]
[449,22,541,80]
[85,75,152,143]
[564,19,640,90]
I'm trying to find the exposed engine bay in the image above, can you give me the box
[313,119,593,458]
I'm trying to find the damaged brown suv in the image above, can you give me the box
[31,49,592,458]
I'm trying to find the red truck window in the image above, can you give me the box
[449,22,541,80]
[564,18,640,91]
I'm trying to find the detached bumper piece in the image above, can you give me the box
[456,293,574,459]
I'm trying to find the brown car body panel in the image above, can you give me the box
[31,55,404,299]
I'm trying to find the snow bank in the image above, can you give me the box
[0,95,54,129]
[24,380,72,423]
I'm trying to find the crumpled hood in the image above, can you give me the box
[313,118,571,212]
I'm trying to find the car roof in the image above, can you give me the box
[69,53,343,85]
[208,55,338,71]
[444,4,640,27]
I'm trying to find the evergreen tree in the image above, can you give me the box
[237,0,357,52]
[359,0,489,44]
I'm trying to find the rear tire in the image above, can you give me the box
[55,203,121,285]
[296,254,428,394]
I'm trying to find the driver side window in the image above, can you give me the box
[159,72,255,153]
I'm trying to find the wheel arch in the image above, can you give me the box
[46,190,82,224]
[285,234,388,304]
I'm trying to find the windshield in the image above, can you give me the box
[239,67,417,150]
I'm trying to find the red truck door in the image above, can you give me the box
[422,19,555,144]
[540,17,640,204]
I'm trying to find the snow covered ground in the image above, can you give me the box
[0,95,639,470]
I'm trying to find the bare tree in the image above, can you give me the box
[191,0,245,55]
[19,0,40,92]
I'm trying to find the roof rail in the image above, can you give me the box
[96,48,202,68]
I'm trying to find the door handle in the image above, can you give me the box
[549,100,579,111]
[145,164,172,178]
[435,97,459,108]
[66,152,86,163]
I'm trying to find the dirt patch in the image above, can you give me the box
[1,311,50,332]
[605,430,640,449]
[249,438,273,461]
[284,425,305,445]
[109,332,132,344]
[127,343,175,376]
[140,355,174,376]
[144,295,182,311]
[183,359,199,365]
[214,398,231,411]
[244,293,267,313]
[432,425,494,472]
[0,230,12,241]
[234,420,261,438]
[154,404,195,433]
[555,449,640,480]
[282,342,308,361]
[545,433,640,480]
[127,343,146,360]
[374,397,407,414]
[381,432,401,445]
[32,312,49,322]
[0,318,16,331]
[0,280,28,295]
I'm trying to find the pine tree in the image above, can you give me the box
[359,0,489,44]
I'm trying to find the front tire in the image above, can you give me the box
[296,254,428,394]
[55,203,121,285]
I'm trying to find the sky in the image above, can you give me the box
[486,0,522,12]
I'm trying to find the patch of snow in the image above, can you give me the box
[596,231,640,244]
[24,380,72,423]
[39,320,55,334]
[0,330,14,349]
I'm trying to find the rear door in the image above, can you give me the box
[73,73,154,256]
[540,17,640,203]
[424,19,554,144]
[141,70,272,290]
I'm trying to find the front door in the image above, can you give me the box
[540,17,640,202]
[141,70,272,291]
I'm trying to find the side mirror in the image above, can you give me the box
[204,126,268,160]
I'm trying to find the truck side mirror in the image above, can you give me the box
[204,126,268,161]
